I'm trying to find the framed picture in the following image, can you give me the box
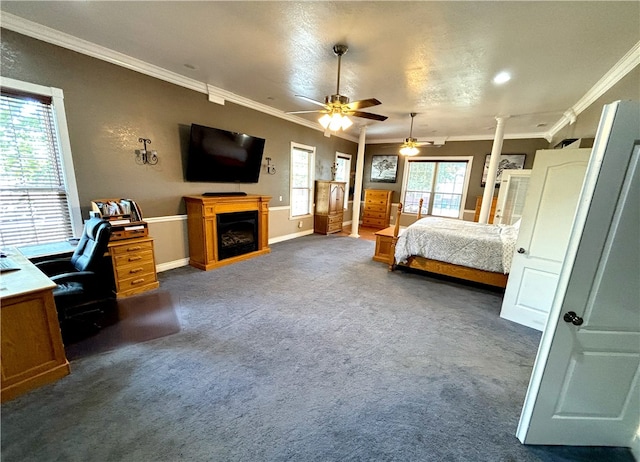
[481,153,526,187]
[371,155,398,183]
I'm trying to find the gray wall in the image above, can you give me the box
[0,29,357,219]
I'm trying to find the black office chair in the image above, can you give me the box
[37,217,113,337]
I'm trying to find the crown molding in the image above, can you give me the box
[547,40,640,140]
[0,13,357,142]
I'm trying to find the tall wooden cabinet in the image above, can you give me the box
[473,196,498,223]
[362,189,393,229]
[314,181,346,234]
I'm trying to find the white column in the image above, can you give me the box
[350,126,367,238]
[479,117,507,224]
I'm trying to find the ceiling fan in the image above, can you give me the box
[286,44,388,132]
[399,112,435,156]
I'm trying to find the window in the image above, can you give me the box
[0,78,81,247]
[401,157,472,219]
[290,143,315,218]
[334,152,352,209]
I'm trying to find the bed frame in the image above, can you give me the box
[387,202,508,289]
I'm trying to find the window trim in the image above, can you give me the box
[289,142,315,220]
[1,77,83,238]
[400,155,474,219]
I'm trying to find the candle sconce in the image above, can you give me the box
[135,138,159,165]
[265,157,276,175]
[330,162,338,180]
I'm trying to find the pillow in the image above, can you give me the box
[512,218,522,230]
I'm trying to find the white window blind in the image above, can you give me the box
[0,89,74,247]
[290,144,315,218]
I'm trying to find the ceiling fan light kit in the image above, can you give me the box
[286,44,388,133]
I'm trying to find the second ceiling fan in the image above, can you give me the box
[286,44,388,132]
[399,112,436,156]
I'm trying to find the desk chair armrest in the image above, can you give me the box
[36,258,74,276]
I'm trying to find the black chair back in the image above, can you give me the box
[70,218,112,272]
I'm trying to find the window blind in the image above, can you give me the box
[0,90,73,247]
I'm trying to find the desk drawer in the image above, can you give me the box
[114,259,156,280]
[110,241,154,256]
[117,272,157,292]
[114,250,154,268]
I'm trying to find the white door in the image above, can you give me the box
[518,100,640,446]
[500,149,591,330]
[495,169,531,225]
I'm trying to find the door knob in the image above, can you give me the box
[563,311,584,326]
[517,248,526,254]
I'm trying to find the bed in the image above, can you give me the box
[388,203,518,288]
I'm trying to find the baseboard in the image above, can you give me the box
[156,258,190,273]
[269,229,314,244]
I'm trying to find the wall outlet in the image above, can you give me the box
[298,221,303,228]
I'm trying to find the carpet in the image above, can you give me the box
[64,290,181,361]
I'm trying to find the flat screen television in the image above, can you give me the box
[186,124,266,183]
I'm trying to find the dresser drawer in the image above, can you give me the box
[110,240,154,256]
[113,249,154,268]
[328,213,343,224]
[363,217,387,227]
[327,221,343,233]
[363,210,387,219]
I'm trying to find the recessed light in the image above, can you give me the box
[493,71,511,84]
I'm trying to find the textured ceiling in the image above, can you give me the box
[1,1,639,143]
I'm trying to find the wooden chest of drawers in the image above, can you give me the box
[314,181,346,234]
[108,237,159,298]
[362,189,393,229]
[474,196,498,223]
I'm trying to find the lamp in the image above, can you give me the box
[135,138,159,165]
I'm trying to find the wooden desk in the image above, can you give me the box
[1,249,70,403]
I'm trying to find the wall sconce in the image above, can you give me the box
[265,157,276,175]
[135,138,159,165]
[330,162,338,180]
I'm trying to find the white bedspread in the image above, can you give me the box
[394,217,518,274]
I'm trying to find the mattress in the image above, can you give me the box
[394,217,518,274]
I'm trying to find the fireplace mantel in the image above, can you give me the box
[183,195,271,270]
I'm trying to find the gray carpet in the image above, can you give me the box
[1,234,634,461]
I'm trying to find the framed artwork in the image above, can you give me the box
[371,155,398,183]
[481,153,526,187]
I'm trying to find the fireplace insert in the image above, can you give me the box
[216,211,259,260]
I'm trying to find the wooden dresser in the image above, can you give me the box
[473,196,498,223]
[108,236,159,298]
[362,189,393,229]
[314,181,346,234]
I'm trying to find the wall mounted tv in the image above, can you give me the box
[186,124,266,183]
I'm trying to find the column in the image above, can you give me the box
[479,117,507,224]
[350,126,367,238]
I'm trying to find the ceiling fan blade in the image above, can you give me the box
[294,95,328,108]
[415,141,435,146]
[347,110,388,122]
[344,98,382,111]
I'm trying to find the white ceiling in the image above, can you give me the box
[1,1,639,143]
